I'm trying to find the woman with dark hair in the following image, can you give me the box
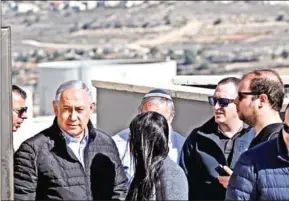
[126,111,188,201]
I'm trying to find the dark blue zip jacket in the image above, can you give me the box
[226,131,289,200]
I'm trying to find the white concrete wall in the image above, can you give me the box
[38,68,79,115]
[38,60,177,115]
[80,60,177,85]
[96,88,212,136]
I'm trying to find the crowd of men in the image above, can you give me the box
[12,68,289,200]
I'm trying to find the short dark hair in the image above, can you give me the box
[12,85,27,99]
[217,77,241,88]
[243,69,284,112]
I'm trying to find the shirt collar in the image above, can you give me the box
[259,123,283,139]
[60,126,89,143]
[218,124,244,139]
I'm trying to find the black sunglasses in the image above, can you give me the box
[238,91,262,100]
[283,123,289,134]
[208,96,235,107]
[13,106,28,116]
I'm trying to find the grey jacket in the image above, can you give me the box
[127,157,188,200]
[157,157,188,200]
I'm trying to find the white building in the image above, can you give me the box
[37,59,177,115]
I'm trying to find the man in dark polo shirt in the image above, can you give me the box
[234,69,285,148]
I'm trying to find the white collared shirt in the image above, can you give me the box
[61,128,89,168]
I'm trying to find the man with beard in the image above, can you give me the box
[179,77,254,200]
[226,103,289,200]
[234,69,284,148]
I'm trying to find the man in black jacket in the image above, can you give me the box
[180,77,254,200]
[234,69,284,148]
[14,80,128,200]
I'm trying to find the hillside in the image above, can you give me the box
[2,1,289,85]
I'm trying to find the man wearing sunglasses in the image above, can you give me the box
[226,104,289,200]
[234,69,284,148]
[180,77,254,200]
[12,85,28,133]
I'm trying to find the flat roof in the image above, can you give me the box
[38,59,173,69]
[92,78,289,112]
[173,75,289,86]
[92,79,215,102]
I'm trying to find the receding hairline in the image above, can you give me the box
[242,69,283,84]
[59,88,89,98]
[216,81,239,93]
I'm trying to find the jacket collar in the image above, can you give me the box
[198,117,252,141]
[47,117,96,162]
[196,117,254,168]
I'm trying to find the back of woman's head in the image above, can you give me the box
[129,111,169,160]
[128,111,169,201]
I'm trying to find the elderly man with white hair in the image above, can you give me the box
[14,80,128,200]
[113,89,185,187]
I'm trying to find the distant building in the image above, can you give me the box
[10,2,40,13]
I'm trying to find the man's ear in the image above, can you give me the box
[52,101,59,116]
[137,106,142,114]
[258,94,268,108]
[167,111,175,124]
[90,102,96,113]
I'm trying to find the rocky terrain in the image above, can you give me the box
[2,1,289,86]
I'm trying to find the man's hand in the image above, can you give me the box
[217,166,233,189]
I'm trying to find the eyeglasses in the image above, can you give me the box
[13,106,28,116]
[238,91,261,100]
[283,123,289,134]
[208,96,235,107]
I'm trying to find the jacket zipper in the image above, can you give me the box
[199,135,229,167]
[83,142,90,200]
